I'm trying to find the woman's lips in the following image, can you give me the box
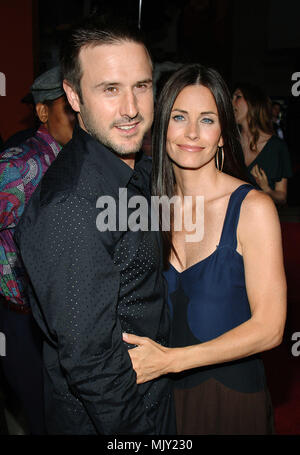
[177,144,205,152]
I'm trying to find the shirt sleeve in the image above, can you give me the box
[280,140,293,178]
[17,192,156,435]
[0,159,25,230]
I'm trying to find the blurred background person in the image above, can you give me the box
[0,66,75,434]
[0,93,37,153]
[271,101,285,141]
[0,90,39,154]
[232,83,292,205]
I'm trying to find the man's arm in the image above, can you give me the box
[17,192,155,434]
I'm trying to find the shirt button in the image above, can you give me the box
[132,173,139,181]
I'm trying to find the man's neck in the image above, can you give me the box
[77,116,136,169]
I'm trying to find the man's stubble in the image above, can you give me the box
[79,102,150,156]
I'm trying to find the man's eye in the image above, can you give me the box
[105,87,118,94]
[135,83,151,93]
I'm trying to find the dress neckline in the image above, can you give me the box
[169,249,219,275]
[168,184,248,274]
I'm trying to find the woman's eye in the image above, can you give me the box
[173,115,185,121]
[201,117,214,124]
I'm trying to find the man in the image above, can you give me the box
[15,18,175,435]
[0,66,75,434]
[272,101,285,140]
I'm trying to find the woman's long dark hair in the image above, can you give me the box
[152,64,248,266]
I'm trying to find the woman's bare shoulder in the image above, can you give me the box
[218,174,277,221]
[222,173,276,215]
[238,189,280,244]
[241,188,277,218]
[220,173,249,194]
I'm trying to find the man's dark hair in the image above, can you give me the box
[61,15,151,104]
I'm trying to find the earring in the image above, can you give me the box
[215,146,224,172]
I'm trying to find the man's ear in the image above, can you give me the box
[63,80,81,113]
[36,102,48,124]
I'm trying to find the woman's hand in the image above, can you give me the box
[250,165,269,192]
[123,332,174,384]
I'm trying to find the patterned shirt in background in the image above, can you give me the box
[0,125,61,306]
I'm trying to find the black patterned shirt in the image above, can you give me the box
[15,125,174,435]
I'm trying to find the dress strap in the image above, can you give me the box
[218,184,255,250]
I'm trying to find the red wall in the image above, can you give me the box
[0,0,35,141]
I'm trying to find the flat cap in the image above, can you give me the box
[31,66,64,104]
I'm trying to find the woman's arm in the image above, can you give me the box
[250,165,287,205]
[123,190,287,384]
[264,179,287,205]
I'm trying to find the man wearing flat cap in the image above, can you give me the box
[0,66,75,434]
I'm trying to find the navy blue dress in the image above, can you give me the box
[164,184,274,434]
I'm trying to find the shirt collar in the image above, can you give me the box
[73,125,151,193]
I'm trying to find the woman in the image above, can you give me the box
[123,64,286,435]
[232,83,292,205]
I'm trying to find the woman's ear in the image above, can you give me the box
[36,102,49,124]
[218,136,224,148]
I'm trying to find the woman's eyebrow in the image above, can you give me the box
[172,108,188,114]
[200,111,218,115]
[172,108,217,115]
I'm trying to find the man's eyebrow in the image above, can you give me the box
[136,78,153,85]
[94,81,119,89]
[172,108,217,115]
[94,78,153,89]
